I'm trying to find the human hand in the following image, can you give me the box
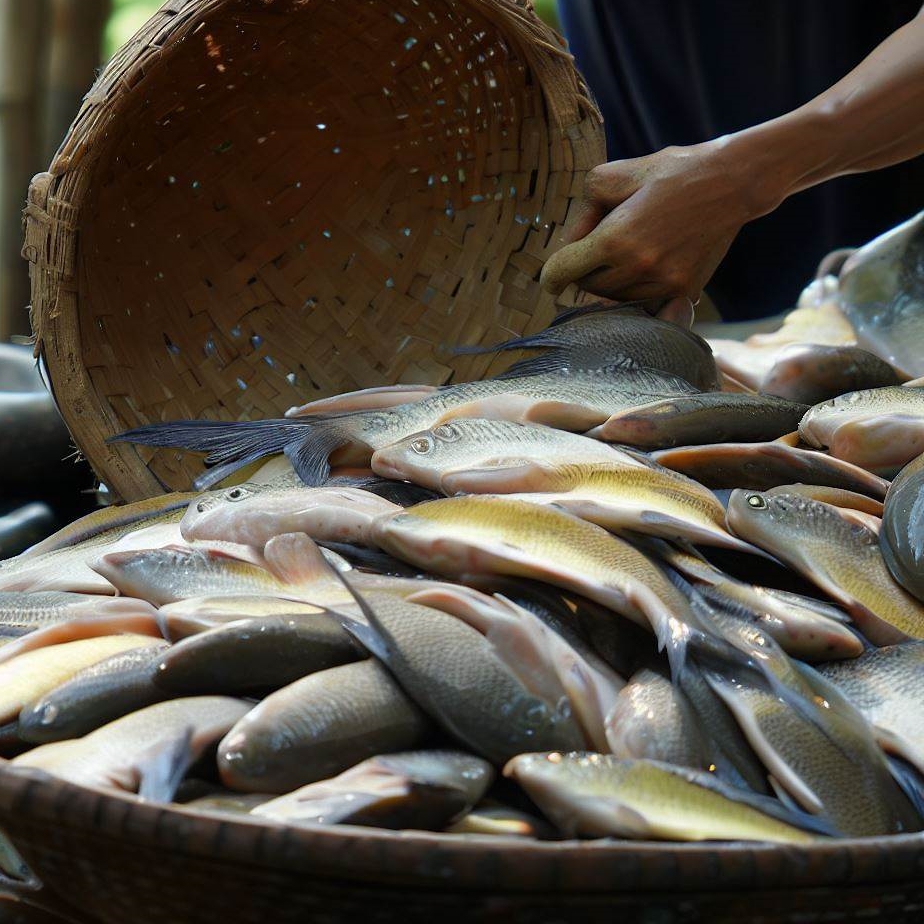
[541,139,774,301]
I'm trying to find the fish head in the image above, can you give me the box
[180,483,265,543]
[371,422,476,489]
[725,489,802,553]
[369,508,482,577]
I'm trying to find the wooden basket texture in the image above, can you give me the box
[0,766,923,924]
[23,0,604,503]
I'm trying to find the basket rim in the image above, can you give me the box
[1,761,922,894]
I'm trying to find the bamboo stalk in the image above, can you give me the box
[0,0,50,341]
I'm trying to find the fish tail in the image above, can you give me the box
[111,415,355,487]
[137,726,194,803]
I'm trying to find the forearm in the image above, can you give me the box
[724,6,924,217]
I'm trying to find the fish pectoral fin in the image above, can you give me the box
[875,727,924,778]
[440,461,560,496]
[263,532,338,587]
[774,431,802,447]
[519,401,608,431]
[137,726,194,803]
[285,384,438,418]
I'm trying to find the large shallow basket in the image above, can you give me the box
[24,0,603,502]
[0,765,923,924]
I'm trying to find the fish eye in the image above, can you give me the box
[226,486,251,502]
[433,424,461,442]
[196,501,208,513]
[746,494,767,509]
[411,437,432,455]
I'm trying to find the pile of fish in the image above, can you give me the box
[0,213,923,848]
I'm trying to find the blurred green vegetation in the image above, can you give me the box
[533,0,561,32]
[105,0,161,58]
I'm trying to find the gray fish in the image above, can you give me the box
[838,210,924,378]
[338,589,587,764]
[590,393,809,449]
[505,754,824,843]
[727,489,924,644]
[217,660,429,793]
[112,364,698,489]
[652,440,889,497]
[607,668,712,770]
[252,750,493,830]
[152,612,360,695]
[453,302,720,390]
[14,696,252,802]
[881,451,924,601]
[761,343,902,404]
[18,642,171,744]
[817,642,924,775]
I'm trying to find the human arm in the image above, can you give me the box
[541,6,924,301]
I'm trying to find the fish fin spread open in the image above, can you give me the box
[137,725,194,803]
[263,533,337,586]
[111,416,355,487]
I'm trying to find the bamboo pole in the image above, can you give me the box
[0,0,50,340]
[42,0,111,164]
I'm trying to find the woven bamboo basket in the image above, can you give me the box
[24,0,603,503]
[0,766,923,924]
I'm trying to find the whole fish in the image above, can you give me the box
[370,495,715,672]
[453,302,720,390]
[799,385,924,474]
[14,696,251,801]
[218,660,429,793]
[252,750,493,830]
[0,591,158,638]
[338,589,587,763]
[0,634,163,724]
[504,754,823,843]
[760,344,902,405]
[111,365,698,488]
[491,462,757,553]
[726,489,924,644]
[18,642,171,744]
[881,451,924,601]
[607,668,712,770]
[589,394,809,449]
[652,440,889,498]
[370,418,639,494]
[153,613,360,695]
[818,643,924,774]
[837,210,924,378]
[706,666,919,837]
[180,484,400,549]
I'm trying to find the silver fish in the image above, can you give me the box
[881,451,924,601]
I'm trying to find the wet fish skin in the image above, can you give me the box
[761,344,902,405]
[445,803,555,838]
[338,590,586,764]
[0,591,158,638]
[726,489,924,645]
[370,418,638,493]
[217,660,429,793]
[765,483,884,517]
[652,440,889,498]
[505,753,822,843]
[0,634,163,724]
[14,696,251,801]
[838,210,924,378]
[881,451,924,601]
[799,385,924,474]
[18,642,171,744]
[252,750,493,830]
[153,612,361,695]
[591,393,809,449]
[817,642,924,775]
[181,483,400,549]
[607,668,712,770]
[111,365,697,489]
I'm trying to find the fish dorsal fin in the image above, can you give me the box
[263,533,336,587]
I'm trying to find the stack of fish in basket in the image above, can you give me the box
[0,212,923,854]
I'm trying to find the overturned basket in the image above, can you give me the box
[24,0,603,503]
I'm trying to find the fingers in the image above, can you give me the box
[540,230,612,296]
[563,162,640,244]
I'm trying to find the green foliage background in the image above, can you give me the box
[105,0,561,60]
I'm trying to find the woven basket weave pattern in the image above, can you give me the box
[24,0,603,501]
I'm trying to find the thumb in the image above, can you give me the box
[564,161,639,243]
[540,228,610,296]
